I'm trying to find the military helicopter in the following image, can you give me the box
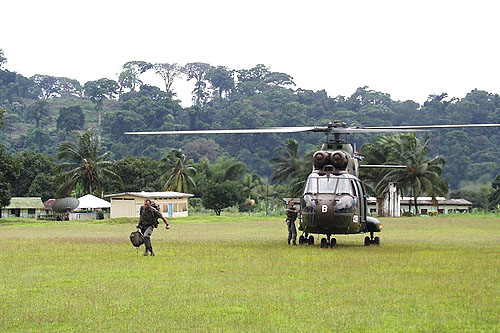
[126,121,500,248]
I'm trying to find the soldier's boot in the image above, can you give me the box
[150,249,155,256]
[144,237,153,256]
[288,240,291,245]
[293,240,297,246]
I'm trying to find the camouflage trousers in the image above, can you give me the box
[287,220,297,242]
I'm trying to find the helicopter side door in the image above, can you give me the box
[353,180,367,223]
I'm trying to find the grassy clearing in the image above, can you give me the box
[0,216,499,332]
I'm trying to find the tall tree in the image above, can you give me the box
[205,66,234,99]
[183,62,210,106]
[83,78,119,112]
[30,74,82,99]
[26,100,50,128]
[0,48,6,69]
[153,63,182,94]
[56,131,120,196]
[57,106,85,132]
[11,151,56,198]
[118,61,152,93]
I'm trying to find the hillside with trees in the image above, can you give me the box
[1,47,500,211]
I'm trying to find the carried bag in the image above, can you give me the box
[130,230,144,247]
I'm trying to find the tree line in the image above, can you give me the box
[2,47,500,210]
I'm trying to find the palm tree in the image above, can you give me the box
[253,178,278,216]
[242,172,262,199]
[242,172,263,214]
[56,131,120,196]
[208,157,246,183]
[374,133,449,214]
[271,139,316,198]
[161,149,197,193]
[360,135,399,215]
[270,138,300,184]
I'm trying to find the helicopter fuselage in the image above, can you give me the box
[297,145,382,238]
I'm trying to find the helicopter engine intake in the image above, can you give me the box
[313,150,349,173]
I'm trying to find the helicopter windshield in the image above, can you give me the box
[305,177,354,195]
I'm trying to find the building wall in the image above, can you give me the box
[368,204,471,215]
[110,195,189,218]
[0,208,43,218]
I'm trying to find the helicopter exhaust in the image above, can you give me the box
[313,150,349,174]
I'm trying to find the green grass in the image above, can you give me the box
[0,216,499,332]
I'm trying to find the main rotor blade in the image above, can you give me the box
[125,126,319,135]
[360,123,500,130]
[359,165,407,169]
[332,128,430,133]
[333,123,500,133]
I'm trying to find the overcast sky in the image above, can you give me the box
[2,0,499,106]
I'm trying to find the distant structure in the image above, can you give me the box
[367,197,472,216]
[105,191,194,218]
[71,194,111,220]
[0,197,46,218]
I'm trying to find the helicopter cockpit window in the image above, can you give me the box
[304,178,318,194]
[336,179,353,195]
[318,178,338,193]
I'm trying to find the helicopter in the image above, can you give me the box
[125,121,500,248]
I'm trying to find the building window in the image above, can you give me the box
[370,208,376,213]
[438,209,444,214]
[28,209,35,215]
[179,202,187,212]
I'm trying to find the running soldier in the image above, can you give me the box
[136,199,170,256]
[286,200,298,246]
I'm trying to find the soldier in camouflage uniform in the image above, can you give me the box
[136,199,170,256]
[286,200,298,245]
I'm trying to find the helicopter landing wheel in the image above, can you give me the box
[308,235,314,246]
[330,238,337,248]
[298,235,305,245]
[364,236,371,246]
[320,238,327,248]
[373,236,380,246]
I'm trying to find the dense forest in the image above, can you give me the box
[1,48,500,210]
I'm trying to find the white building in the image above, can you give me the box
[105,191,194,218]
[367,196,472,216]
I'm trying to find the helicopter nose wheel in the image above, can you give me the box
[364,232,380,246]
[330,238,337,248]
[321,236,337,248]
[320,238,327,248]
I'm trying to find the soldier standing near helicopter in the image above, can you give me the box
[286,200,298,245]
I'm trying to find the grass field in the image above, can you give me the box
[0,216,499,332]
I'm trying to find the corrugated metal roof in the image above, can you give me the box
[105,191,194,198]
[4,197,45,209]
